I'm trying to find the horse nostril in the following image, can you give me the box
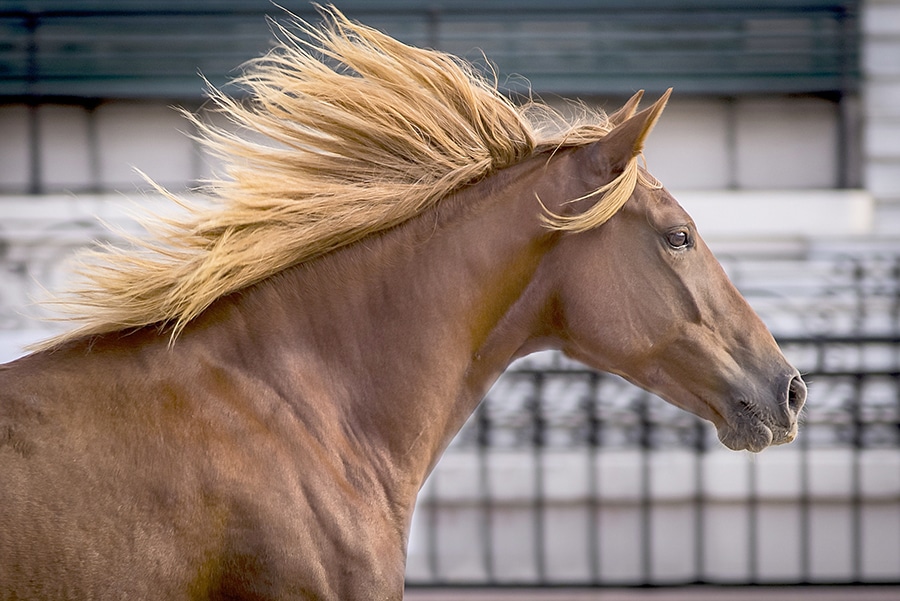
[787,375,807,415]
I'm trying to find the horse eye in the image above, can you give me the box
[666,230,690,249]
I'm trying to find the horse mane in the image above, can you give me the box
[38,5,644,349]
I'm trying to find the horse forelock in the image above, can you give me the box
[37,5,630,350]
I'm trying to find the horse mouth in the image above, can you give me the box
[714,402,798,453]
[716,420,774,453]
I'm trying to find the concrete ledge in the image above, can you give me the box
[673,190,874,240]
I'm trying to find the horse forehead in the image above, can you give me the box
[626,183,691,226]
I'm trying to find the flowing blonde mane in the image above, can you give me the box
[40,6,644,348]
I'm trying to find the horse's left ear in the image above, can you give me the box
[599,88,672,173]
[607,90,645,125]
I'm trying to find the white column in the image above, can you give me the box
[863,0,900,234]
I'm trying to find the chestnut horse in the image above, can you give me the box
[0,9,805,600]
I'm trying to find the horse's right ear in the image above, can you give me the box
[598,88,672,174]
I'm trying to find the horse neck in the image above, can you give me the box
[215,150,573,494]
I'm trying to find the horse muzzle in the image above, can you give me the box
[716,373,807,453]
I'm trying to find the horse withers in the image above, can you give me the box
[0,8,805,600]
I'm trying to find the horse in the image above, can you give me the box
[0,8,806,600]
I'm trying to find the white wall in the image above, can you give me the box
[644,96,840,191]
[0,101,204,195]
[0,95,848,196]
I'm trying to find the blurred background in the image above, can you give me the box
[1,0,899,595]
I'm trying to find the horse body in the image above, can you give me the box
[2,125,802,600]
[0,9,805,600]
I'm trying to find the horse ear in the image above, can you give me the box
[607,90,644,125]
[599,88,672,173]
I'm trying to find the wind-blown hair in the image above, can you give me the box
[40,6,644,348]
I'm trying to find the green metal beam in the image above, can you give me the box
[0,1,860,100]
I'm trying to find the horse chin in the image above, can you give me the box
[716,421,774,453]
[715,415,797,453]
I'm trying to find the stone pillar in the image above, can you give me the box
[863,0,900,234]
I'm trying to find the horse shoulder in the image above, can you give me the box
[1,345,408,599]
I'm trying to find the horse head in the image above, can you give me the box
[540,92,806,452]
